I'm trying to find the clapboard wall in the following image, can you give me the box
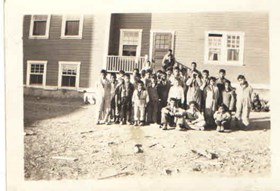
[108,13,152,57]
[23,14,109,88]
[151,12,269,86]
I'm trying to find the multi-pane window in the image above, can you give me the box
[205,31,244,65]
[61,15,83,39]
[58,62,80,88]
[27,61,47,87]
[119,29,142,57]
[29,15,50,39]
[155,34,171,49]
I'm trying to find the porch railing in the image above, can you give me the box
[106,55,146,73]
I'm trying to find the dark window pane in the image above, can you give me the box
[122,45,137,56]
[65,21,79,36]
[33,21,47,36]
[30,74,43,85]
[62,76,76,87]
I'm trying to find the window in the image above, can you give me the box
[26,61,47,87]
[205,31,244,65]
[58,62,80,89]
[61,15,83,39]
[155,33,172,49]
[119,29,142,57]
[29,15,51,39]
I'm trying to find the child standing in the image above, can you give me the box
[186,70,202,109]
[96,70,111,125]
[222,80,236,112]
[132,81,149,126]
[204,77,219,127]
[168,77,185,108]
[147,75,160,124]
[118,74,134,125]
[109,73,118,123]
[213,104,231,132]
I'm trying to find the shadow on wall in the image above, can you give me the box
[24,95,86,127]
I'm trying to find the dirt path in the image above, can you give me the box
[24,96,271,180]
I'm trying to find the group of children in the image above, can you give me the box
[96,52,254,132]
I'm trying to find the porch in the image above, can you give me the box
[106,55,146,73]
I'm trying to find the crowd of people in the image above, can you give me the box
[95,49,254,132]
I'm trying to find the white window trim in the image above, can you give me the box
[119,29,143,57]
[26,60,48,88]
[149,30,176,61]
[204,31,245,66]
[29,15,51,39]
[58,61,81,90]
[61,15,84,39]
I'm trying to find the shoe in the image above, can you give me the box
[162,124,168,130]
[199,126,205,131]
[220,126,225,132]
[96,121,101,125]
[216,126,220,132]
[134,121,139,126]
[139,122,144,126]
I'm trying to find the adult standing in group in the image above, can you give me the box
[96,70,111,125]
[235,75,254,129]
[162,49,176,71]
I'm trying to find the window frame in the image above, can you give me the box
[204,31,245,66]
[119,29,143,57]
[61,15,84,39]
[26,60,48,88]
[29,15,51,39]
[58,61,81,90]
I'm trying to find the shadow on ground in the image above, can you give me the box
[24,95,86,127]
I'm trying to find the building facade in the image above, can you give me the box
[23,12,269,96]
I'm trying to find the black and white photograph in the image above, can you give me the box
[4,0,280,190]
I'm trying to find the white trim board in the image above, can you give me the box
[26,60,48,88]
[149,30,176,62]
[61,15,84,39]
[57,61,81,90]
[29,15,51,39]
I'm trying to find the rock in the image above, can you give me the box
[191,149,218,160]
[25,130,36,136]
[192,165,201,172]
[164,168,172,175]
[134,144,143,153]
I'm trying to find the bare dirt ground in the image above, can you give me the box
[24,95,271,180]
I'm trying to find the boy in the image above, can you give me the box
[186,69,202,109]
[216,69,229,104]
[168,77,185,108]
[132,81,149,126]
[157,72,171,123]
[213,104,231,132]
[147,75,160,124]
[235,75,254,128]
[162,49,176,71]
[109,73,118,123]
[185,101,206,130]
[204,77,220,127]
[96,70,111,125]
[118,70,125,79]
[222,80,236,112]
[160,98,186,130]
[169,66,184,86]
[118,74,134,125]
[142,69,152,88]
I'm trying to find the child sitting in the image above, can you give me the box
[213,104,231,132]
[185,101,206,131]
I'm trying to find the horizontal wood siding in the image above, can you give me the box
[151,12,269,85]
[108,13,152,57]
[23,14,107,88]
